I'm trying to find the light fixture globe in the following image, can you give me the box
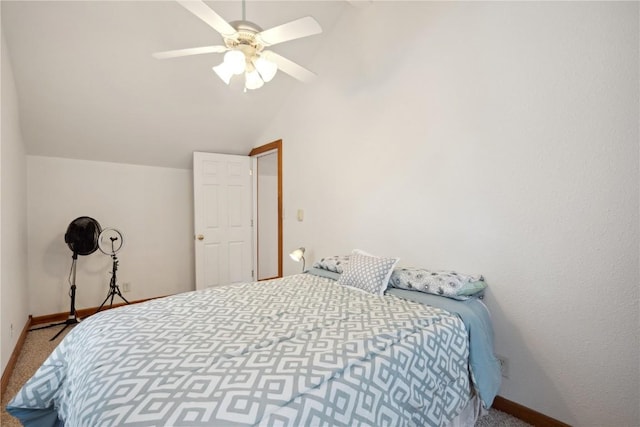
[255,55,277,82]
[224,50,246,75]
[245,69,264,90]
[213,62,234,85]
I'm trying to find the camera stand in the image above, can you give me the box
[95,249,129,314]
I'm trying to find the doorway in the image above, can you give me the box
[249,140,282,280]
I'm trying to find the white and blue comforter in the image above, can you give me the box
[8,274,476,426]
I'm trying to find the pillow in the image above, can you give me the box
[337,250,399,296]
[306,267,341,281]
[312,255,350,273]
[388,267,487,300]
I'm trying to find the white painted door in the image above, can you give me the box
[193,152,253,290]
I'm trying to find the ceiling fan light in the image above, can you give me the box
[224,50,246,75]
[255,56,278,83]
[245,69,264,90]
[213,62,233,85]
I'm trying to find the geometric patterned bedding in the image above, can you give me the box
[8,273,471,426]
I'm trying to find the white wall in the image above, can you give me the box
[27,156,194,316]
[1,33,29,374]
[258,2,639,426]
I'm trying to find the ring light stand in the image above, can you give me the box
[95,228,130,314]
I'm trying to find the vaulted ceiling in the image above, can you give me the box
[1,1,351,169]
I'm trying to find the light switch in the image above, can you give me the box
[297,209,304,222]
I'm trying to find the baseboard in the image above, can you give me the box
[1,315,32,398]
[30,296,166,326]
[493,395,572,427]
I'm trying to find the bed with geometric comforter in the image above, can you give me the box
[7,273,496,426]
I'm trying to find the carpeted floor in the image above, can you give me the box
[2,324,531,427]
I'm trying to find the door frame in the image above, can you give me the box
[249,140,283,279]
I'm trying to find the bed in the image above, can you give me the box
[7,269,501,426]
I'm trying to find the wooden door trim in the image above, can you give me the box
[249,140,283,278]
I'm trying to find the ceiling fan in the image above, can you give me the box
[153,0,322,91]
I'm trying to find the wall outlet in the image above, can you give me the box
[497,355,509,378]
[122,282,131,292]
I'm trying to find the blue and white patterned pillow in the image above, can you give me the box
[388,268,486,300]
[312,255,350,273]
[337,251,399,296]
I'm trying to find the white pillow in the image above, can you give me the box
[337,250,399,296]
[388,267,486,300]
[312,255,350,273]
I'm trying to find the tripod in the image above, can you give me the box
[31,252,81,341]
[95,237,129,314]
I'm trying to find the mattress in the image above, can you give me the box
[8,273,476,426]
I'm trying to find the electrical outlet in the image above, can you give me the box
[122,282,131,292]
[497,355,509,378]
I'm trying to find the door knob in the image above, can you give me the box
[196,234,204,241]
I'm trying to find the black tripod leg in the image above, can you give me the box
[116,288,130,304]
[45,315,79,341]
[30,321,66,332]
[30,318,78,339]
[94,292,113,315]
[50,323,71,341]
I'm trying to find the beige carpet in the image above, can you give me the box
[2,324,73,427]
[2,324,531,427]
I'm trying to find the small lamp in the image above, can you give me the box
[289,247,306,272]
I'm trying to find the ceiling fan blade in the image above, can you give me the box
[152,45,227,59]
[176,0,238,38]
[256,16,322,47]
[263,51,317,83]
